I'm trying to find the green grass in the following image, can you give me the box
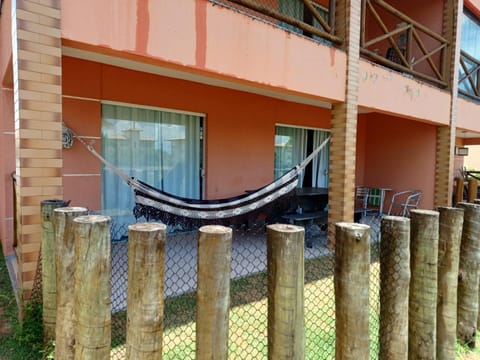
[0,245,51,360]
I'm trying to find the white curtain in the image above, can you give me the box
[312,130,330,187]
[275,126,307,187]
[274,125,329,188]
[102,104,201,237]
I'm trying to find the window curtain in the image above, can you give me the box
[274,126,307,187]
[102,104,201,237]
[312,130,330,187]
[274,126,329,188]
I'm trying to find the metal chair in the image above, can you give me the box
[355,186,380,217]
[387,190,422,217]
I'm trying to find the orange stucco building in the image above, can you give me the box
[0,0,478,298]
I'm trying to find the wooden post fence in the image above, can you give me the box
[379,216,410,360]
[437,207,464,360]
[455,177,464,205]
[408,209,439,360]
[40,199,70,341]
[54,207,88,360]
[267,224,305,360]
[196,225,232,360]
[468,178,478,203]
[334,222,370,360]
[126,223,166,359]
[73,215,111,360]
[456,202,480,348]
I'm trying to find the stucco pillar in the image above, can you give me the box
[435,0,463,208]
[11,0,63,300]
[328,0,361,247]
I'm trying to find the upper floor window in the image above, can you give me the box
[459,10,480,97]
[461,10,480,59]
[278,0,329,42]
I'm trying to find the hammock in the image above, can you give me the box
[72,127,330,226]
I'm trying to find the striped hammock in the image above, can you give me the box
[74,129,329,226]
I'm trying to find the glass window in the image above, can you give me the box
[460,10,480,95]
[102,103,203,237]
[278,0,329,43]
[274,125,329,188]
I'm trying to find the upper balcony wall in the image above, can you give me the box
[458,97,480,133]
[358,59,451,125]
[60,0,346,103]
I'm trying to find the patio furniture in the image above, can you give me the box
[387,190,422,217]
[281,187,328,247]
[355,187,391,217]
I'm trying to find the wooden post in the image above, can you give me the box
[467,178,478,203]
[409,209,439,360]
[196,225,232,360]
[74,215,111,360]
[379,216,410,360]
[437,207,464,360]
[456,202,480,348]
[40,199,70,341]
[54,207,88,360]
[126,223,166,359]
[455,177,464,205]
[267,224,305,359]
[335,222,370,360]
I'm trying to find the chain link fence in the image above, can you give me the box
[30,213,382,359]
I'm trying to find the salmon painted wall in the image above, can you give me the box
[0,89,15,255]
[356,114,367,186]
[458,97,480,134]
[360,113,437,210]
[359,60,450,124]
[60,0,346,104]
[63,57,331,204]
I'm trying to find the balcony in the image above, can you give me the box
[212,0,449,89]
[361,0,448,88]
[210,0,342,45]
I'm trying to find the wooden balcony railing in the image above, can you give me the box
[459,50,480,101]
[361,0,448,87]
[211,0,342,45]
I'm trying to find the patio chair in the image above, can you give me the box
[387,190,422,217]
[355,186,380,218]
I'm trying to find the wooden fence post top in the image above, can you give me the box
[267,224,304,233]
[199,225,232,234]
[437,206,464,212]
[410,209,439,217]
[53,206,88,214]
[73,215,110,224]
[335,222,370,232]
[382,215,411,223]
[128,222,166,232]
[457,202,480,210]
